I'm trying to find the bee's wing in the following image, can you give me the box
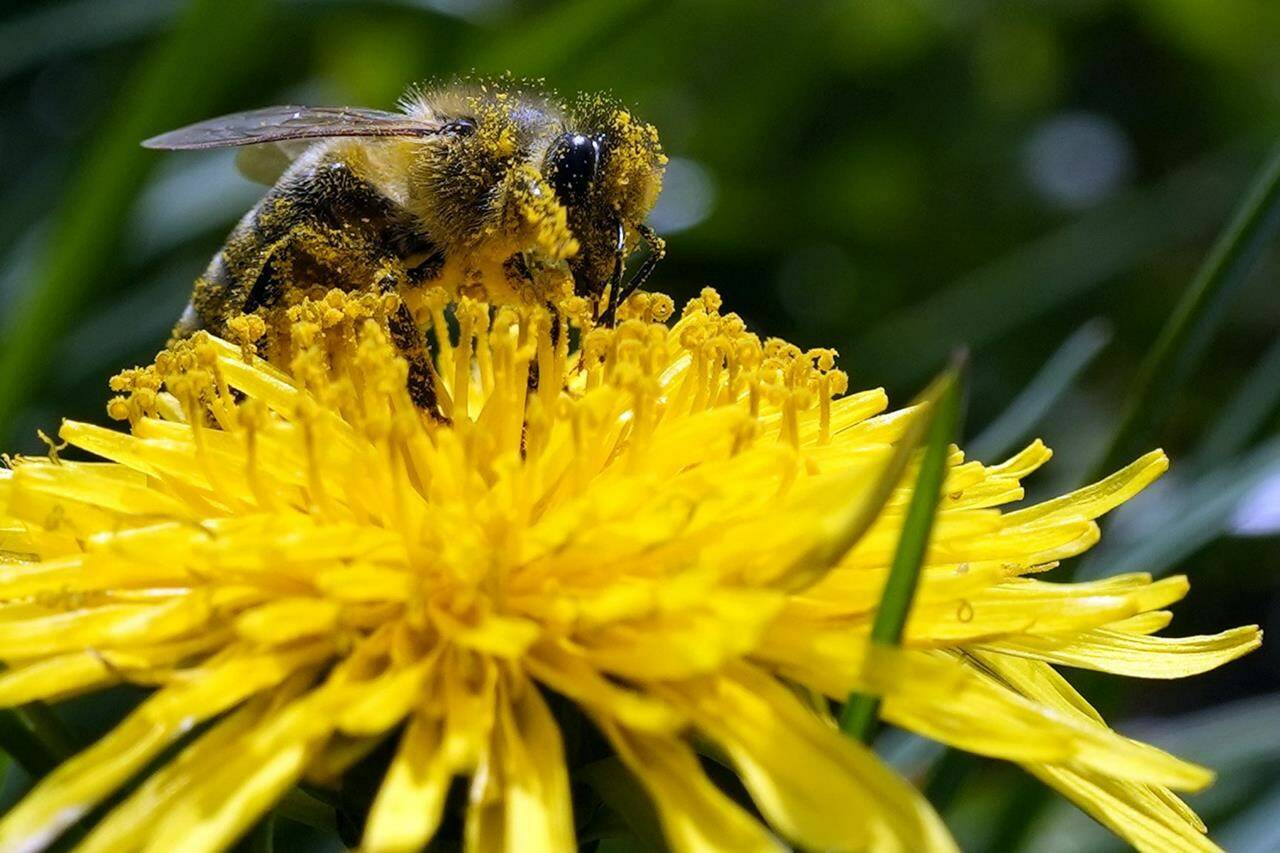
[233,140,317,186]
[142,105,447,150]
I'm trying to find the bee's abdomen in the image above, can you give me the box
[176,154,433,340]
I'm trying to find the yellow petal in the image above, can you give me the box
[525,641,686,733]
[363,712,452,853]
[0,644,329,851]
[494,670,575,853]
[981,623,1262,678]
[972,652,1215,791]
[0,595,212,660]
[0,652,115,707]
[79,679,308,853]
[1003,450,1168,526]
[578,588,783,680]
[0,712,173,851]
[667,663,956,852]
[600,720,783,853]
[904,575,1189,643]
[142,692,333,853]
[335,658,432,736]
[235,598,342,646]
[1029,765,1220,853]
[431,605,541,658]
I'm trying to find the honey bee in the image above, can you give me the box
[144,79,667,411]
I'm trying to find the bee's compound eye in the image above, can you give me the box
[546,132,601,206]
[444,118,475,136]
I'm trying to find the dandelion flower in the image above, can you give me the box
[0,286,1259,852]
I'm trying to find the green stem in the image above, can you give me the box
[839,356,966,743]
[1087,141,1280,485]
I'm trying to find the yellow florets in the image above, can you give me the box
[0,287,1259,853]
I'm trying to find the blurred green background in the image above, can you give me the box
[0,0,1278,849]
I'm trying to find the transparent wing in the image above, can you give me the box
[233,140,316,185]
[142,105,446,150]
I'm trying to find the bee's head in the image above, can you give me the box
[404,80,664,304]
[544,97,666,299]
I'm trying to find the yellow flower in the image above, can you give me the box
[0,286,1259,853]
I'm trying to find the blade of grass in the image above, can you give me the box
[851,144,1257,387]
[0,0,271,441]
[1189,335,1280,472]
[1087,141,1280,484]
[969,319,1112,462]
[840,355,966,743]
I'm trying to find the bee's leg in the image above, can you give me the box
[406,245,446,284]
[376,268,444,418]
[600,223,666,326]
[621,224,666,299]
[600,220,628,326]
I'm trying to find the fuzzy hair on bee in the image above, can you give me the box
[144,77,667,412]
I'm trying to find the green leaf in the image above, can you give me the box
[840,356,966,743]
[969,319,1111,462]
[1087,141,1280,484]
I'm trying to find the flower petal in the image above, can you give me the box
[667,663,956,852]
[980,623,1262,678]
[0,643,328,851]
[600,720,783,853]
[465,669,574,853]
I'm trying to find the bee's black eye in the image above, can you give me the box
[444,118,475,136]
[546,133,601,206]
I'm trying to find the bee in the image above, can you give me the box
[143,79,667,411]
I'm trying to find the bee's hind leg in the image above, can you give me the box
[379,283,443,420]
